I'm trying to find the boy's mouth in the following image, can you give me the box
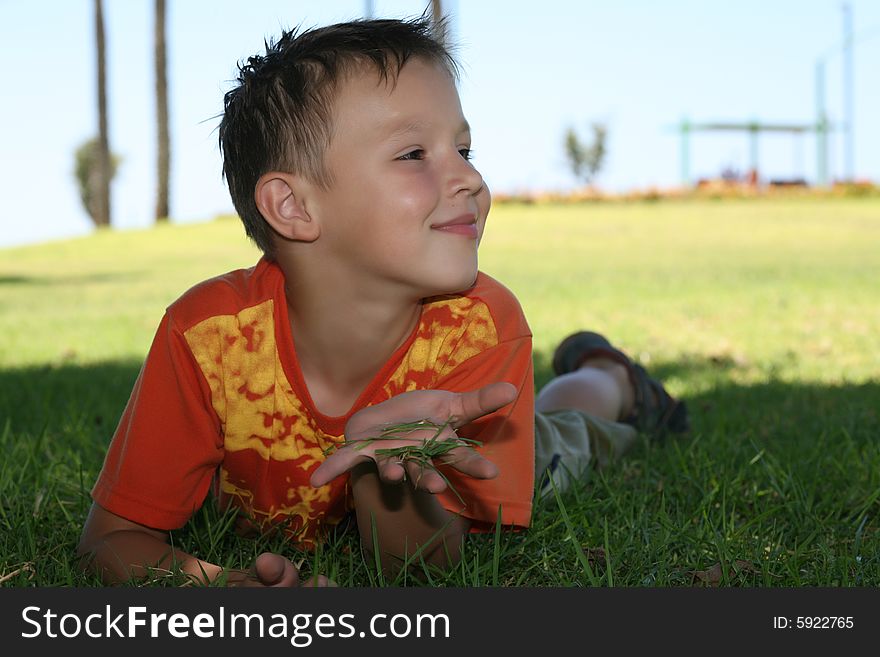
[430,214,479,239]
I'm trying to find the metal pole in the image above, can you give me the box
[749,121,759,185]
[680,117,690,187]
[843,2,854,182]
[364,0,374,18]
[815,60,828,186]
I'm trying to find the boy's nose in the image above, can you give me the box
[448,154,484,197]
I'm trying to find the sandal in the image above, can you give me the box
[551,331,690,437]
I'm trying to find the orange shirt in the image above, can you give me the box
[92,258,534,546]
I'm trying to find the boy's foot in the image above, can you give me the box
[551,331,690,437]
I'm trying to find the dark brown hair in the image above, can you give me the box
[218,16,457,257]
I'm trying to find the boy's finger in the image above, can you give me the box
[404,460,447,493]
[451,382,517,428]
[253,553,299,587]
[376,458,407,484]
[272,558,301,587]
[310,451,369,488]
[439,447,499,480]
[401,447,498,493]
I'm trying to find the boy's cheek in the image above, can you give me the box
[479,185,492,218]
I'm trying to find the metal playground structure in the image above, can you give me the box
[676,4,876,188]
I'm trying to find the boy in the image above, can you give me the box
[78,17,687,587]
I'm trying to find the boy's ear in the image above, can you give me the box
[254,172,320,243]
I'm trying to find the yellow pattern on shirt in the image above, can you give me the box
[181,293,499,544]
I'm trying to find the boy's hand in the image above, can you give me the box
[229,553,335,588]
[310,382,517,493]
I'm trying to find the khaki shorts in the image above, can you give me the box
[534,410,638,496]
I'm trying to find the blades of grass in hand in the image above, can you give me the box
[378,437,481,461]
[323,417,454,456]
[372,445,456,498]
[423,461,465,506]
[549,476,598,587]
[324,417,482,503]
[321,438,373,456]
[379,417,452,440]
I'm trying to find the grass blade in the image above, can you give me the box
[549,476,598,587]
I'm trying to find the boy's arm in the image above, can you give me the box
[349,463,472,576]
[77,503,316,587]
[79,312,298,587]
[77,502,227,585]
[310,383,516,576]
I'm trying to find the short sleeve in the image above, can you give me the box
[91,313,225,530]
[431,334,535,530]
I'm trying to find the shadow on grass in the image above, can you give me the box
[0,360,142,440]
[0,271,144,287]
[0,275,33,285]
[1,356,878,586]
[533,347,745,391]
[531,348,879,585]
[533,348,880,444]
[2,354,877,462]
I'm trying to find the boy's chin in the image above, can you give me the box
[425,268,479,297]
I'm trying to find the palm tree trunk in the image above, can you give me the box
[94,0,111,227]
[431,0,445,44]
[155,0,170,222]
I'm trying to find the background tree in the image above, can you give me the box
[75,138,120,225]
[564,123,607,187]
[154,0,170,222]
[93,0,111,226]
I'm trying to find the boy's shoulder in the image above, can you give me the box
[432,271,531,341]
[162,263,529,341]
[165,258,280,331]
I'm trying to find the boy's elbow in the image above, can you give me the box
[76,509,104,575]
[76,502,172,584]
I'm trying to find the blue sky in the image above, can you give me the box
[2,0,878,248]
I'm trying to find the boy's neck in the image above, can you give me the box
[280,260,422,418]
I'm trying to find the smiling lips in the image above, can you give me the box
[431,214,479,239]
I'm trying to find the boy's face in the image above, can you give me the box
[309,57,490,298]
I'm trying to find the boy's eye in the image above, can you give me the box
[397,149,425,161]
[396,148,474,162]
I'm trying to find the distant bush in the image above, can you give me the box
[564,123,607,187]
[491,181,880,205]
[831,181,880,197]
[74,137,120,225]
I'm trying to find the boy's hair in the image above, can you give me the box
[219,16,457,258]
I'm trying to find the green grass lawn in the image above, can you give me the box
[1,197,879,586]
